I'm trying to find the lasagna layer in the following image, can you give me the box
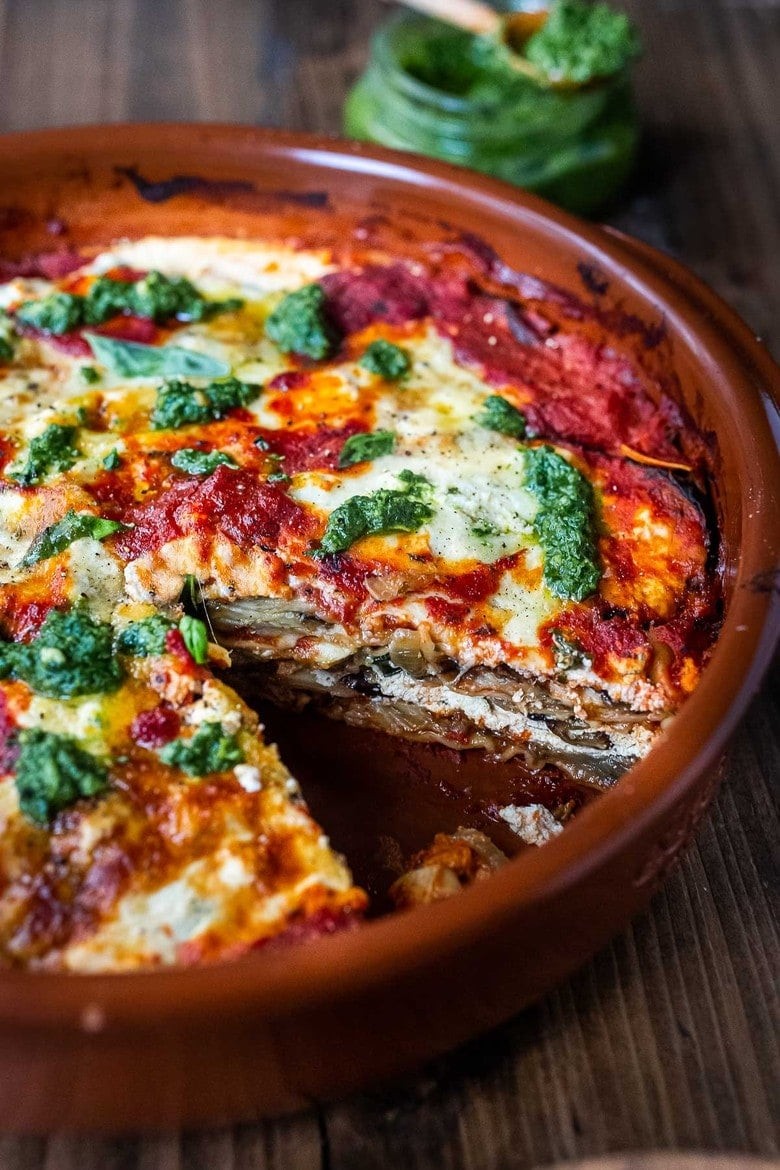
[0,234,720,966]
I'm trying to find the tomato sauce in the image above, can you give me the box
[131,706,181,749]
[542,607,650,678]
[322,263,432,334]
[320,262,695,462]
[255,421,364,475]
[112,479,197,560]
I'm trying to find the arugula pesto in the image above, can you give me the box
[15,272,242,340]
[475,395,527,439]
[171,448,237,476]
[15,729,109,825]
[265,284,338,360]
[338,429,396,469]
[524,445,600,601]
[9,423,80,486]
[21,510,126,568]
[524,0,641,86]
[84,271,240,326]
[116,614,175,657]
[314,470,434,558]
[0,608,123,698]
[150,376,259,430]
[359,340,411,380]
[160,721,244,777]
[15,292,83,336]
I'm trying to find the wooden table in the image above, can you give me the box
[0,1,777,1165]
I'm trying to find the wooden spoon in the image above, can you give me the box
[379,0,555,86]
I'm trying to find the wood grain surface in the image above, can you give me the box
[0,1,777,1166]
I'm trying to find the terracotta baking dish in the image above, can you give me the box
[0,125,777,1132]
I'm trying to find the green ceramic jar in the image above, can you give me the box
[344,11,639,216]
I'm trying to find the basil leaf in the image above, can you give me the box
[21,510,127,567]
[338,430,396,469]
[179,615,209,664]
[85,332,230,379]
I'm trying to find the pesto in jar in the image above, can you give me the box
[344,1,641,216]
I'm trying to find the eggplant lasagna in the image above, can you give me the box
[0,235,719,969]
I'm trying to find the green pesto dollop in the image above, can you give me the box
[338,429,396,469]
[150,377,259,430]
[116,614,176,658]
[160,721,244,777]
[9,423,80,486]
[83,271,226,326]
[15,272,241,339]
[524,444,600,601]
[524,0,641,86]
[265,284,339,361]
[16,293,83,336]
[314,470,434,558]
[359,340,411,380]
[170,448,238,476]
[475,395,527,439]
[0,608,123,699]
[15,728,109,825]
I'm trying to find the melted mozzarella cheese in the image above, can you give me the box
[90,236,335,296]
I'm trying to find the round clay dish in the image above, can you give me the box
[0,125,776,1131]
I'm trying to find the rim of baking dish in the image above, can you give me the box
[0,125,776,1027]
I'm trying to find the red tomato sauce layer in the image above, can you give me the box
[320,263,693,463]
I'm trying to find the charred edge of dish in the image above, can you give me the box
[743,568,780,595]
[639,463,722,590]
[577,260,610,297]
[691,473,724,581]
[455,228,672,351]
[116,166,256,204]
[270,189,331,209]
[116,166,331,211]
